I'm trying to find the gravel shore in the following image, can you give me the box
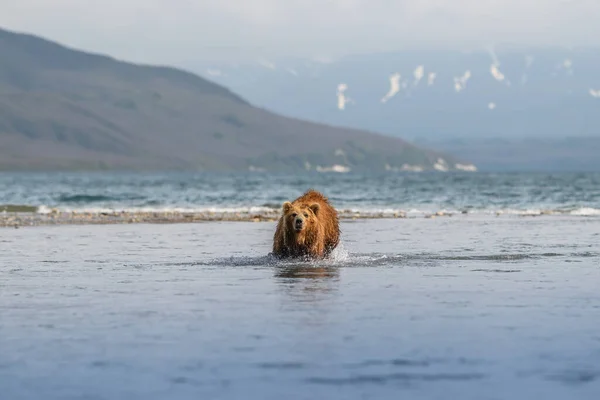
[0,209,415,228]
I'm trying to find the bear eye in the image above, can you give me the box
[303,213,309,217]
[291,213,297,217]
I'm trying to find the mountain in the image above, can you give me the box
[0,28,473,172]
[195,48,600,171]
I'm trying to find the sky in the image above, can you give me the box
[2,0,600,65]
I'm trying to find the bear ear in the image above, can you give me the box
[282,201,293,214]
[309,203,320,215]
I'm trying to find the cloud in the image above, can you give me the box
[1,0,600,63]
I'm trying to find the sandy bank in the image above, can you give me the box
[0,209,417,228]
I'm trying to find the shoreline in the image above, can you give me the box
[0,209,594,228]
[0,209,411,228]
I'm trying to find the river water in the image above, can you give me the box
[2,214,599,399]
[1,171,600,217]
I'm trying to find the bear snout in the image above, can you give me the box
[294,217,304,230]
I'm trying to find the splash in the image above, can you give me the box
[590,89,600,98]
[329,242,349,263]
[381,73,401,103]
[488,102,497,110]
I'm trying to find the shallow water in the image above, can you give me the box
[2,216,600,399]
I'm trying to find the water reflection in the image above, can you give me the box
[274,265,340,280]
[273,265,340,326]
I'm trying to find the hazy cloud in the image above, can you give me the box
[1,0,600,64]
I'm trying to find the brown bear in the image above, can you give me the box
[272,189,340,259]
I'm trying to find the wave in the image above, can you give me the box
[569,207,600,216]
[160,250,598,270]
[29,205,600,217]
[57,194,122,203]
[3,202,598,218]
[35,205,279,215]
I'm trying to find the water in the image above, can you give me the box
[2,215,600,399]
[1,171,600,216]
[2,172,600,399]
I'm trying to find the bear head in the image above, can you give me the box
[282,201,320,234]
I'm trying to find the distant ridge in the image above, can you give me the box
[0,27,473,172]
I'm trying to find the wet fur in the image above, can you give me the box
[272,189,340,259]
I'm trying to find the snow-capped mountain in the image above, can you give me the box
[194,47,600,170]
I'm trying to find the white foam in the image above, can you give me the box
[455,163,478,172]
[385,164,424,172]
[329,242,349,262]
[401,164,425,172]
[53,206,280,215]
[36,205,600,219]
[433,158,449,172]
[570,207,600,216]
[36,205,52,214]
[316,164,351,173]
